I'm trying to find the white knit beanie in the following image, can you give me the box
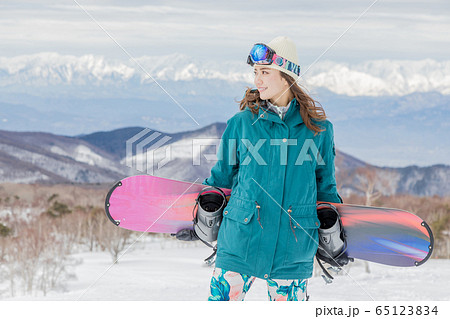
[264,36,300,82]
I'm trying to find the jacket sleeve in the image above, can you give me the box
[315,122,343,203]
[202,118,239,189]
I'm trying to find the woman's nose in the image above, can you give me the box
[254,73,262,86]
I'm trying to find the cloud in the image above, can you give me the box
[0,0,448,64]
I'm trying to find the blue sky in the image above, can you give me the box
[0,0,449,65]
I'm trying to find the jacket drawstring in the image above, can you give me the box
[254,202,296,238]
[255,201,263,229]
[288,206,298,242]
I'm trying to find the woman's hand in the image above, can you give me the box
[171,228,199,241]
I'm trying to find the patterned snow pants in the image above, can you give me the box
[208,267,309,301]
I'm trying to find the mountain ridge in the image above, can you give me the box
[1,52,449,97]
[0,125,448,197]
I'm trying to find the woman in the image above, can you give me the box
[202,36,343,301]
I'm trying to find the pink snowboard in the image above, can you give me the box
[105,175,231,233]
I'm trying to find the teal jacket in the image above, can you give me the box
[202,98,343,280]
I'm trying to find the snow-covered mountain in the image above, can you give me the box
[305,59,450,96]
[0,53,249,98]
[0,130,125,183]
[0,52,449,97]
[0,125,449,196]
[0,53,449,168]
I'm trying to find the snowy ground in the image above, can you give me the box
[3,238,450,301]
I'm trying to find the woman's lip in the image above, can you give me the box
[258,87,267,92]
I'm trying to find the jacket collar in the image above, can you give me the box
[256,99,304,126]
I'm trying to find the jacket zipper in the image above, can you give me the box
[287,205,298,242]
[255,201,263,229]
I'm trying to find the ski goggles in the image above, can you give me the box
[247,43,300,76]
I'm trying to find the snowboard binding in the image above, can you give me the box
[192,186,228,265]
[316,203,353,283]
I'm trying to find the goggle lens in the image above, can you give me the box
[248,44,273,66]
[251,44,270,62]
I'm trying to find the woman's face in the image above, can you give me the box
[253,65,290,105]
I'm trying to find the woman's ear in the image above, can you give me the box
[281,75,290,87]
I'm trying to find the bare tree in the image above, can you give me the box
[352,166,395,206]
[82,206,105,252]
[0,212,78,297]
[95,214,135,263]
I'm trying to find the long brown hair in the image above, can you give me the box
[238,72,327,135]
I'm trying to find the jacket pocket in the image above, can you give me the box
[284,205,320,264]
[217,196,256,261]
